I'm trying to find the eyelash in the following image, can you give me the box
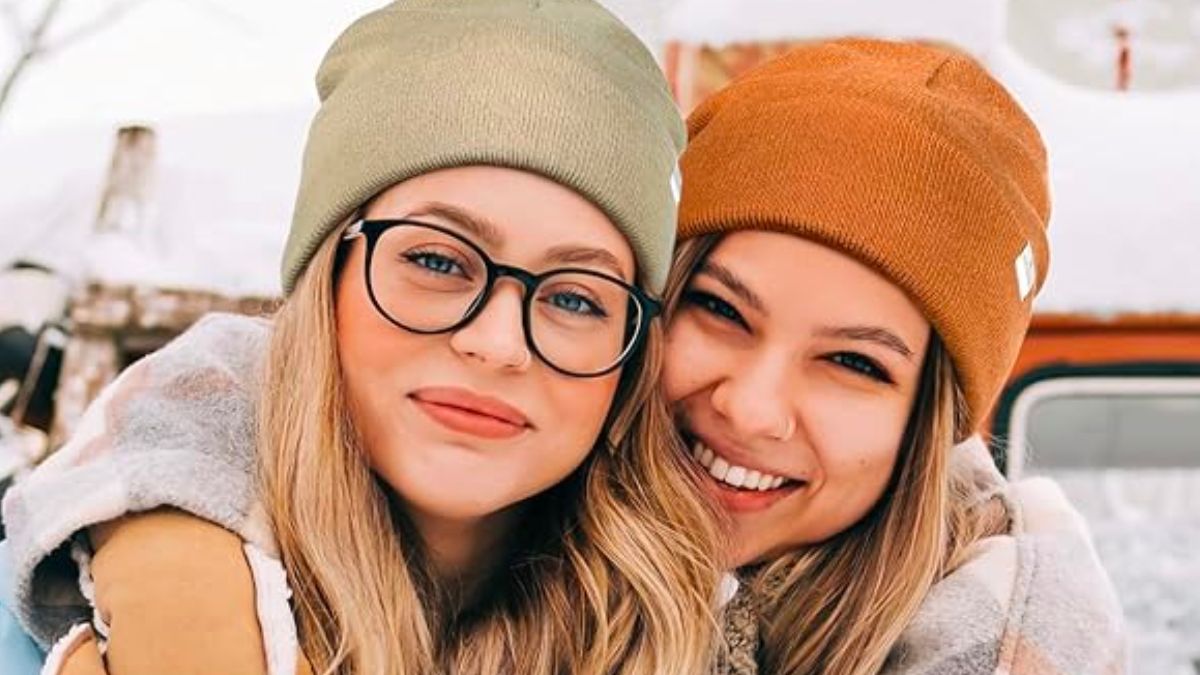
[683,289,748,329]
[404,250,470,278]
[826,352,894,384]
[685,288,896,384]
[539,288,608,318]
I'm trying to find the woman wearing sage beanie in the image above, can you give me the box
[0,2,723,674]
[666,39,1126,675]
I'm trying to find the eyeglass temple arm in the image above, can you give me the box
[342,220,365,241]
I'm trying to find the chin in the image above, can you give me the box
[728,527,771,567]
[728,519,807,567]
[400,489,511,522]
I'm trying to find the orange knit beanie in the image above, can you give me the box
[679,38,1051,431]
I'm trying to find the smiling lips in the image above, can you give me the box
[688,437,805,513]
[410,387,532,440]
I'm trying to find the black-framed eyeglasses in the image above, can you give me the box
[341,219,661,378]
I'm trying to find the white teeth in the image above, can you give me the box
[709,457,730,481]
[690,440,789,491]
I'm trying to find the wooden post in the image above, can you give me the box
[44,125,279,450]
[94,125,157,235]
[1114,25,1132,92]
[49,125,157,447]
[48,331,119,447]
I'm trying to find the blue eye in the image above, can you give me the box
[405,252,466,276]
[684,289,747,328]
[828,352,893,384]
[546,291,606,317]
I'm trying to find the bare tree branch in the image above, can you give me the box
[0,0,67,119]
[41,0,149,53]
[0,0,249,125]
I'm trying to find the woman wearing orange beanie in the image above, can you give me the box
[667,38,1126,674]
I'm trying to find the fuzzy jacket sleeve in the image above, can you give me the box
[1,313,274,649]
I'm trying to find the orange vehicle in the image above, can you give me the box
[994,314,1200,477]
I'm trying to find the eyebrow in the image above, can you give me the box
[816,325,916,361]
[543,245,630,280]
[697,260,766,314]
[400,201,629,279]
[405,202,504,248]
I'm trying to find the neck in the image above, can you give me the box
[408,504,524,610]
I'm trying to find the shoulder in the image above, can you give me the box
[992,476,1127,673]
[0,313,276,648]
[156,311,273,378]
[887,448,1128,674]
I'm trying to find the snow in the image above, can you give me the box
[1,1,1198,307]
[0,268,69,333]
[0,0,387,139]
[994,48,1200,316]
[0,0,673,298]
[663,0,1006,60]
[661,0,1200,316]
[0,108,310,295]
[1044,469,1200,674]
[1051,3,1197,72]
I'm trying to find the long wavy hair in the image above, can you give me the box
[256,227,724,675]
[663,234,1009,675]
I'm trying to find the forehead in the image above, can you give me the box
[364,166,633,272]
[703,230,928,336]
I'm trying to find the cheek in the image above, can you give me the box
[809,391,910,465]
[819,433,899,502]
[543,373,620,460]
[335,264,419,448]
[662,319,720,403]
[802,394,909,531]
[337,276,386,370]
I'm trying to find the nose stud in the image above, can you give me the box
[770,416,796,442]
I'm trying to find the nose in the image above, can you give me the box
[709,351,797,442]
[448,280,532,372]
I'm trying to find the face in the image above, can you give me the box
[663,231,931,566]
[336,166,636,530]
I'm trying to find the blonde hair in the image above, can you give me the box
[664,235,1009,675]
[257,230,723,675]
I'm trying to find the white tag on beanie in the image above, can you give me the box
[1015,242,1036,301]
[670,163,682,205]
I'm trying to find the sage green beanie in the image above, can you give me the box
[281,0,685,295]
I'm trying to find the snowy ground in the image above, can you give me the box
[1043,469,1200,674]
